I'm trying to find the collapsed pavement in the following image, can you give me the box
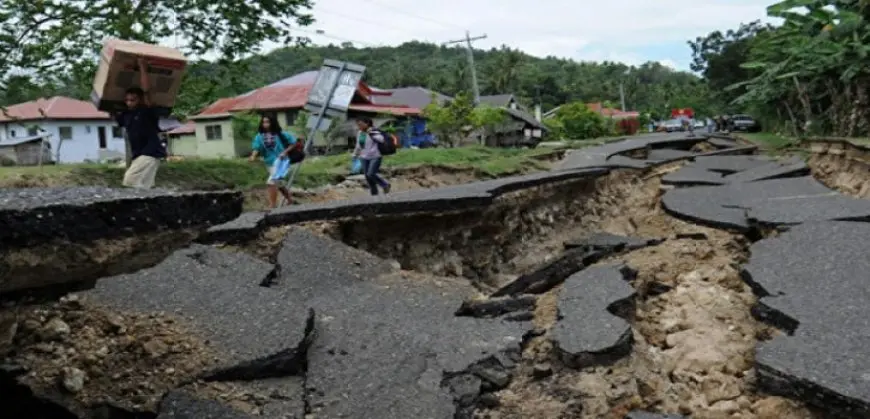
[1,132,867,418]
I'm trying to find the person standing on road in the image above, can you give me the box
[249,115,297,209]
[115,57,168,189]
[352,117,391,196]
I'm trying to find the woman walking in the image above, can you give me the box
[352,117,391,196]
[249,115,298,209]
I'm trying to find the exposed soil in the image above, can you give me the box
[806,144,870,197]
[1,294,222,415]
[312,164,821,418]
[3,145,837,417]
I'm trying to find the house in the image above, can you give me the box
[184,71,422,158]
[0,134,52,166]
[0,96,126,163]
[479,94,525,111]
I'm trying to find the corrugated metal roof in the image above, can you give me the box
[370,87,452,110]
[0,134,49,146]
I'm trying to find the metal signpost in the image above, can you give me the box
[279,59,366,207]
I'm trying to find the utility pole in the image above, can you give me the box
[444,31,487,104]
[619,83,626,112]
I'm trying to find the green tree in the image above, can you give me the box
[549,102,611,140]
[423,92,476,147]
[471,105,508,145]
[0,0,314,90]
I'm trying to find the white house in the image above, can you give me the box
[0,96,126,163]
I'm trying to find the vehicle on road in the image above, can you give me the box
[693,119,705,129]
[661,119,684,132]
[730,114,760,132]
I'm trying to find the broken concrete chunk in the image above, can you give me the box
[157,390,256,419]
[83,244,312,370]
[552,264,636,369]
[564,232,660,252]
[744,222,870,416]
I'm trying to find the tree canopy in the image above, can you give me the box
[2,34,711,119]
[691,0,870,137]
[0,0,315,94]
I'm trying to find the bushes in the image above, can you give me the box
[548,102,611,140]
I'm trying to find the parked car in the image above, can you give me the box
[693,119,705,129]
[662,119,684,132]
[730,114,760,132]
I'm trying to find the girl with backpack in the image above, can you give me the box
[352,117,393,196]
[249,115,302,209]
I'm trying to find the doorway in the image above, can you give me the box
[98,127,107,149]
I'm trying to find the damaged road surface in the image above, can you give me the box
[3,133,869,418]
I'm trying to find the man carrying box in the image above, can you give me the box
[114,57,167,189]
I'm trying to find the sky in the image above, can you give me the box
[263,0,776,71]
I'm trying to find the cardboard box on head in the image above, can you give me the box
[91,38,187,114]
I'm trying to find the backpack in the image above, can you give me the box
[373,130,398,156]
[279,132,305,164]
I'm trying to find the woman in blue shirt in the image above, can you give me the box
[249,115,297,209]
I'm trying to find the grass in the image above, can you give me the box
[0,146,554,190]
[739,132,799,152]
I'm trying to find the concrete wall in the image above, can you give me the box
[0,119,125,163]
[168,134,198,156]
[193,119,236,158]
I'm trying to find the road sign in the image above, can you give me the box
[306,116,332,132]
[304,59,366,118]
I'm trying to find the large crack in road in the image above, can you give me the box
[2,134,869,418]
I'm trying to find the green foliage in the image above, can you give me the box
[0,0,314,94]
[231,112,260,149]
[471,105,508,144]
[4,39,714,117]
[423,92,476,147]
[291,111,310,137]
[692,0,870,137]
[549,102,611,140]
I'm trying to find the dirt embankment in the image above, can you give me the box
[806,140,870,197]
[311,165,819,418]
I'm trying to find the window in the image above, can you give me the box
[112,126,123,138]
[10,130,15,138]
[58,126,73,140]
[85,126,92,133]
[27,126,39,136]
[205,125,223,141]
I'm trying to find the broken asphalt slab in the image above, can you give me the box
[82,245,313,374]
[198,167,608,244]
[559,134,708,170]
[564,232,662,252]
[661,175,866,230]
[0,187,243,248]
[743,221,870,417]
[272,228,531,418]
[552,264,636,369]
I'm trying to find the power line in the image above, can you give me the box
[293,27,380,47]
[316,9,418,35]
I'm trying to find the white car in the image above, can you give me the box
[693,120,705,128]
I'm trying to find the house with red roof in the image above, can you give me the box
[175,71,421,158]
[0,96,127,163]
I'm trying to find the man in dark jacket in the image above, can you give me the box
[114,57,168,188]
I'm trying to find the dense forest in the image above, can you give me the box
[690,0,870,137]
[1,41,712,120]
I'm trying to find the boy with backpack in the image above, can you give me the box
[249,115,304,209]
[352,117,396,196]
